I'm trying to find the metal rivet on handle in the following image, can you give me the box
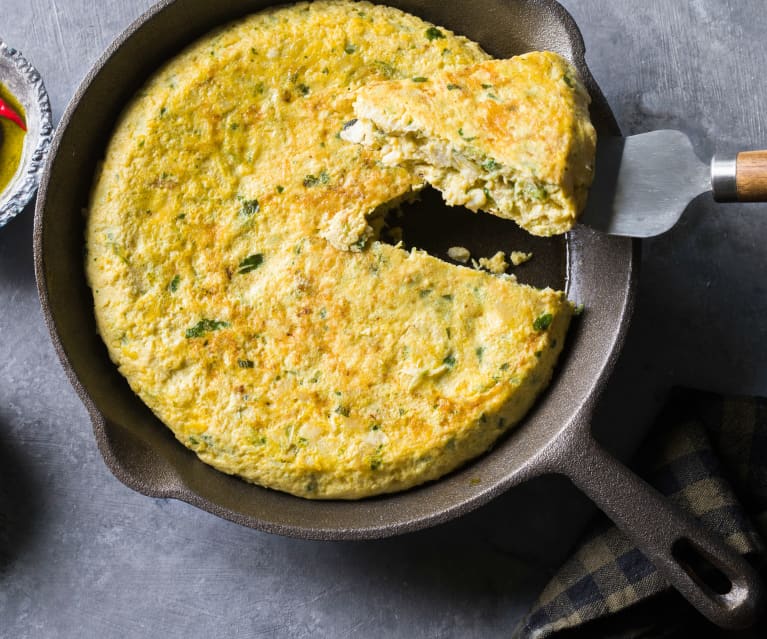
[711,155,738,202]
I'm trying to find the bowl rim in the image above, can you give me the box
[0,38,53,228]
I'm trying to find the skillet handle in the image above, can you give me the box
[556,432,764,629]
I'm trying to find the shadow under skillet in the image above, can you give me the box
[0,203,43,574]
[0,415,43,574]
[0,198,36,287]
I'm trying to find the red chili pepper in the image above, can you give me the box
[0,97,26,132]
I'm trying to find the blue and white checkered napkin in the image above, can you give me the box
[515,389,767,638]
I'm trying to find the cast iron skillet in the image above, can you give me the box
[33,0,763,628]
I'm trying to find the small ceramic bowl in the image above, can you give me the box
[0,38,52,228]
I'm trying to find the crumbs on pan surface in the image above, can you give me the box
[447,246,471,263]
[476,251,508,274]
[510,251,533,266]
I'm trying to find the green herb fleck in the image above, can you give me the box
[344,43,357,54]
[230,122,239,131]
[185,319,229,339]
[276,185,284,193]
[446,83,462,90]
[238,359,254,368]
[298,83,310,96]
[525,183,548,201]
[303,170,330,187]
[443,352,456,368]
[238,254,264,274]
[533,313,553,331]
[500,362,510,371]
[482,158,502,172]
[240,199,260,216]
[563,73,575,88]
[168,275,180,293]
[441,294,453,301]
[412,76,428,83]
[475,346,484,361]
[342,118,358,131]
[369,445,384,470]
[574,303,585,316]
[373,61,397,78]
[419,289,433,298]
[334,405,350,417]
[425,27,445,40]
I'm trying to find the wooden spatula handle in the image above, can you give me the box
[712,150,767,202]
[735,151,767,201]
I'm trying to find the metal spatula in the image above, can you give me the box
[580,130,767,237]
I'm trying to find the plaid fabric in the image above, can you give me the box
[515,389,767,638]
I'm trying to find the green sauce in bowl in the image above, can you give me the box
[0,83,26,195]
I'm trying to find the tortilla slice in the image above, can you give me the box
[341,51,597,236]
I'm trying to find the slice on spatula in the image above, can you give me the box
[341,51,596,237]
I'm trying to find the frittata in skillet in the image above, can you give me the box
[342,52,596,236]
[86,0,574,499]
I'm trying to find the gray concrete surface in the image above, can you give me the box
[1,1,766,637]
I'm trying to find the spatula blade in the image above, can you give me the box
[580,130,711,237]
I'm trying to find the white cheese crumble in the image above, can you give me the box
[447,246,471,263]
